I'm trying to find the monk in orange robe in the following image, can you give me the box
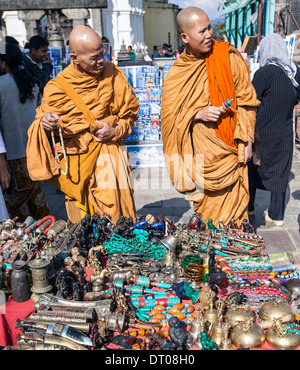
[27,26,139,223]
[161,7,260,226]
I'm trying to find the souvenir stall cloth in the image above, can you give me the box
[1,213,300,351]
[0,297,35,346]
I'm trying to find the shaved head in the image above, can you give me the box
[176,7,213,56]
[177,7,206,34]
[69,26,104,75]
[69,25,102,55]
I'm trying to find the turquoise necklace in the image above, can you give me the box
[103,233,168,260]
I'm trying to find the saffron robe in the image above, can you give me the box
[161,41,260,225]
[26,61,139,223]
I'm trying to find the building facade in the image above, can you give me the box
[223,0,300,51]
[1,0,180,57]
[143,0,181,52]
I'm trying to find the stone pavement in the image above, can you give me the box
[42,150,300,263]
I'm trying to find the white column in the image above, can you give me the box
[2,11,27,47]
[102,0,146,58]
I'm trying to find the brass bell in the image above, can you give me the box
[209,320,224,347]
[258,299,295,322]
[203,290,218,331]
[219,323,233,350]
[188,306,204,339]
[230,318,265,349]
[266,318,300,350]
[161,235,179,253]
[209,299,225,346]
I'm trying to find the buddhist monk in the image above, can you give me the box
[161,7,260,226]
[26,26,139,223]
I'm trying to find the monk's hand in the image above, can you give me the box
[94,121,119,142]
[244,136,253,165]
[194,106,224,122]
[42,112,62,132]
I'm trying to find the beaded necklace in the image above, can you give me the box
[283,323,300,336]
[103,233,168,260]
[51,119,68,176]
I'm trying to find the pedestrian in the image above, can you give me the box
[0,132,10,222]
[161,7,260,226]
[0,44,49,222]
[26,26,139,224]
[5,36,20,48]
[149,45,158,60]
[128,46,136,61]
[22,35,53,96]
[153,45,165,58]
[163,44,175,57]
[248,33,300,226]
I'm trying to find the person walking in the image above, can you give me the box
[22,35,53,96]
[27,26,139,224]
[161,7,260,226]
[0,132,10,222]
[0,44,49,221]
[248,33,300,226]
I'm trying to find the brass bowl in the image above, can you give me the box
[258,301,295,322]
[266,327,300,350]
[225,306,255,327]
[230,322,265,348]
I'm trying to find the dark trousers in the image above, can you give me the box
[248,162,286,221]
[249,186,286,220]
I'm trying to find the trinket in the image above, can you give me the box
[266,319,300,350]
[203,290,218,330]
[28,256,53,302]
[258,299,295,322]
[225,304,255,327]
[11,260,31,303]
[230,318,265,348]
[188,306,204,339]
[209,300,225,346]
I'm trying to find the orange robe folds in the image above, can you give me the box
[161,41,260,226]
[27,61,139,223]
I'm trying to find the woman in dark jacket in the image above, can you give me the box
[248,33,300,226]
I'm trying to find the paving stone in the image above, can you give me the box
[41,151,300,261]
[257,229,297,255]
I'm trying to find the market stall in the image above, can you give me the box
[1,212,300,351]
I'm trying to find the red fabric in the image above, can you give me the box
[0,296,35,347]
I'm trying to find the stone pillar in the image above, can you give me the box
[18,10,45,41]
[89,8,103,37]
[62,8,90,28]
